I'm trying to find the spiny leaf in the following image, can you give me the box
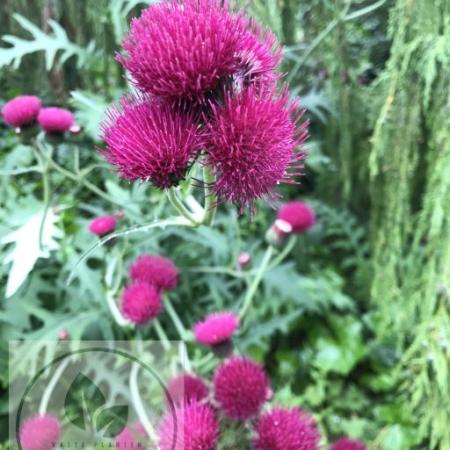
[0,14,97,71]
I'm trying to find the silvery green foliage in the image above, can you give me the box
[2,209,62,298]
[0,14,97,70]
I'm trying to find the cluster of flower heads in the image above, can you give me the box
[19,317,364,450]
[121,355,367,450]
[19,364,366,450]
[1,95,77,134]
[100,0,309,212]
[121,254,179,325]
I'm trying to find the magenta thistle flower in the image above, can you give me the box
[129,254,179,291]
[88,215,117,237]
[19,414,61,450]
[121,281,162,325]
[100,95,201,188]
[118,0,279,103]
[213,356,269,420]
[167,373,209,406]
[331,438,366,450]
[254,407,320,450]
[276,201,315,234]
[115,423,147,449]
[159,401,219,450]
[234,24,281,91]
[194,311,239,346]
[38,107,74,133]
[205,86,308,212]
[1,95,41,127]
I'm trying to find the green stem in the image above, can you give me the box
[154,319,171,351]
[202,165,217,226]
[267,236,297,271]
[165,298,190,341]
[179,342,192,373]
[37,143,136,212]
[129,361,158,445]
[188,266,246,278]
[239,246,274,320]
[39,358,70,414]
[33,147,51,250]
[67,216,192,286]
[106,291,131,327]
[167,188,200,225]
[0,166,41,176]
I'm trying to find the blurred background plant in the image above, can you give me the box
[1,0,449,449]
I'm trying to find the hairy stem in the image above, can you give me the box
[267,236,297,271]
[202,165,217,226]
[165,298,190,341]
[39,358,70,415]
[67,216,192,286]
[106,291,131,327]
[33,147,51,251]
[167,188,200,225]
[129,362,158,445]
[154,319,171,351]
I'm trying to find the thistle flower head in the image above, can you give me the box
[213,356,269,420]
[205,86,308,212]
[129,254,179,291]
[234,24,281,91]
[276,201,315,234]
[254,407,320,450]
[1,95,41,127]
[121,281,162,325]
[118,0,279,103]
[38,107,74,133]
[167,373,209,406]
[100,95,201,189]
[194,311,239,346]
[115,423,147,449]
[19,414,61,450]
[331,438,366,450]
[88,215,117,237]
[159,401,219,450]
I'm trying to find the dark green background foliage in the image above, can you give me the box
[1,0,449,449]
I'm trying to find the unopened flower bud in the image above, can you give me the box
[237,252,251,270]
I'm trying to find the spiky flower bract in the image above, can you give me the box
[159,401,219,450]
[194,311,239,346]
[213,356,269,420]
[19,414,61,450]
[331,438,366,450]
[100,95,201,189]
[118,0,280,103]
[167,373,209,405]
[234,23,281,91]
[88,215,117,236]
[115,423,148,449]
[130,254,179,291]
[254,407,320,450]
[205,87,308,212]
[276,201,316,234]
[121,281,162,325]
[1,95,41,127]
[38,107,74,133]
